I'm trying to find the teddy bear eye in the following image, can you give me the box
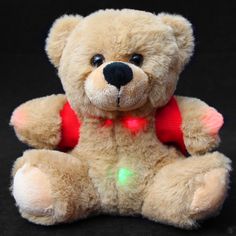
[90,54,105,67]
[129,54,143,66]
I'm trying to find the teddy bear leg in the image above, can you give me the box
[11,149,100,225]
[142,151,231,229]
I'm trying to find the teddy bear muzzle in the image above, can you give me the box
[85,61,149,111]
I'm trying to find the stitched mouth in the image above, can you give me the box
[116,90,121,107]
[116,92,144,110]
[116,96,120,107]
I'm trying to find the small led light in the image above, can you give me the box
[122,117,148,133]
[117,167,134,186]
[104,119,113,127]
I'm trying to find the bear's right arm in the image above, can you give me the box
[10,94,80,150]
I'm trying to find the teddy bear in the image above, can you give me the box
[10,9,231,229]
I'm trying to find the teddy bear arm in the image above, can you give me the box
[175,96,224,155]
[10,94,67,149]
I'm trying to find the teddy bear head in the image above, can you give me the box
[46,9,194,118]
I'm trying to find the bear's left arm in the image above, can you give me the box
[175,96,224,155]
[10,94,80,150]
[10,95,67,149]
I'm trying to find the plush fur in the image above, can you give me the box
[10,94,66,149]
[10,9,231,229]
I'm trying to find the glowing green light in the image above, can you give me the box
[117,167,134,186]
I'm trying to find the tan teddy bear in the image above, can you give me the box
[10,9,231,229]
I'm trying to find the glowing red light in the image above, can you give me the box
[104,119,113,127]
[122,117,148,133]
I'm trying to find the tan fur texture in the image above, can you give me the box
[45,15,83,67]
[10,9,231,229]
[176,96,221,155]
[85,62,149,111]
[10,94,67,149]
[54,9,194,118]
[12,150,100,225]
[142,151,231,228]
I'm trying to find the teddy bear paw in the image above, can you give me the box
[13,164,54,219]
[201,108,224,135]
[190,167,229,219]
[10,106,28,130]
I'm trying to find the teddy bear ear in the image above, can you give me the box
[157,13,194,68]
[45,14,83,68]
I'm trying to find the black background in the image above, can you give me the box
[0,0,236,235]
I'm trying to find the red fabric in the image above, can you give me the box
[58,102,80,151]
[57,97,187,155]
[155,97,187,155]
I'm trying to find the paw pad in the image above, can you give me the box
[190,168,228,216]
[201,108,224,135]
[13,165,53,216]
[11,107,27,129]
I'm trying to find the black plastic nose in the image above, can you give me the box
[103,62,133,89]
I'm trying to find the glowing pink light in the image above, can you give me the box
[11,108,27,129]
[104,119,113,127]
[122,117,148,133]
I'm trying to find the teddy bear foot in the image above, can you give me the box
[12,164,55,225]
[12,149,101,225]
[190,167,229,220]
[142,152,231,229]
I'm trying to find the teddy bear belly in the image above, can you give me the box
[74,144,161,214]
[72,120,180,214]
